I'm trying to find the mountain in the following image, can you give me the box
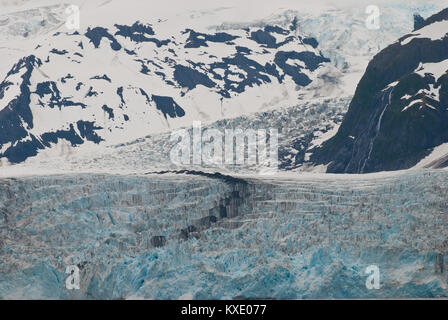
[311,8,448,173]
[0,13,333,164]
[0,0,444,168]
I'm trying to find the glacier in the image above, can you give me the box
[1,0,448,300]
[0,169,447,299]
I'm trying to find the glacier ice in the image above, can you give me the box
[0,169,447,299]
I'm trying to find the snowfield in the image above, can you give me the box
[0,0,445,165]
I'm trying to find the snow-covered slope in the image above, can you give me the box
[0,2,335,164]
[0,0,445,166]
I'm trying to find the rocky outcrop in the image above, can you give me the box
[312,8,448,173]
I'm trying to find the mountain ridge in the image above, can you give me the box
[0,18,333,164]
[311,7,448,173]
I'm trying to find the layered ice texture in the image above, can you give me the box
[0,169,447,299]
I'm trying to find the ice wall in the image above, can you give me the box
[0,170,447,299]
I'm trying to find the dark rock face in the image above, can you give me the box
[151,95,185,119]
[85,27,122,51]
[303,37,319,49]
[413,13,425,31]
[173,65,216,90]
[115,21,170,47]
[0,56,103,164]
[311,8,448,173]
[183,29,238,48]
[35,81,87,109]
[102,105,114,119]
[274,51,330,86]
[249,25,292,48]
[209,53,281,95]
[416,8,448,30]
